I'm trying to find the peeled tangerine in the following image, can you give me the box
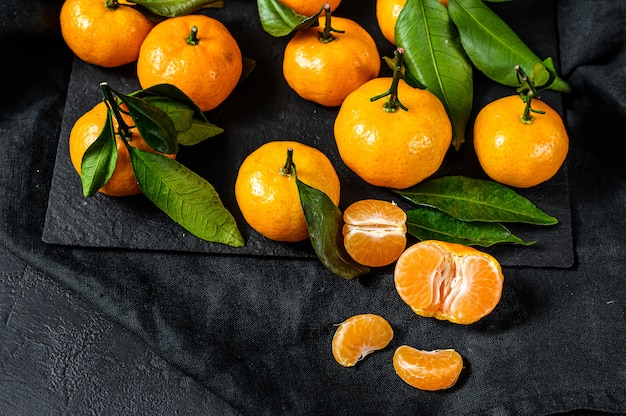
[394,240,504,325]
[342,199,407,267]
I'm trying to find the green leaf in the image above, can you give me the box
[80,107,118,197]
[406,206,534,247]
[128,147,244,247]
[257,0,319,37]
[132,0,225,18]
[448,0,570,93]
[116,91,178,155]
[394,176,558,225]
[133,83,206,121]
[142,97,224,146]
[296,179,370,280]
[396,0,473,150]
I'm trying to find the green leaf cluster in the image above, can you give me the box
[256,0,323,37]
[396,0,571,150]
[130,0,226,18]
[393,176,558,247]
[80,83,243,248]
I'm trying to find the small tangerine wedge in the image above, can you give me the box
[332,314,394,367]
[393,345,463,391]
[394,240,504,324]
[342,199,407,267]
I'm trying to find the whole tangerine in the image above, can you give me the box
[334,50,452,189]
[69,101,176,197]
[235,141,340,242]
[279,0,342,16]
[137,14,243,112]
[282,5,381,107]
[473,94,569,188]
[60,0,154,68]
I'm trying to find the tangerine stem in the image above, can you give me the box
[104,0,119,9]
[280,147,296,177]
[100,82,132,141]
[370,48,408,113]
[515,66,545,124]
[186,26,200,46]
[318,3,344,44]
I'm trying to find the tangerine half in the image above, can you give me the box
[332,314,394,367]
[342,199,407,267]
[393,345,463,391]
[394,240,504,324]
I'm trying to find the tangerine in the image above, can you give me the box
[393,345,463,391]
[342,199,407,267]
[394,240,504,324]
[69,101,176,197]
[234,141,340,242]
[279,0,342,16]
[137,14,243,112]
[332,314,394,367]
[473,94,569,188]
[376,0,448,45]
[334,50,452,189]
[282,5,381,107]
[60,0,154,68]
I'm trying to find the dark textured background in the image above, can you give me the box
[1,0,625,415]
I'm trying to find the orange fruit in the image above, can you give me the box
[334,76,452,189]
[331,314,394,367]
[394,240,504,324]
[342,199,407,267]
[279,0,342,16]
[376,0,448,45]
[393,345,463,391]
[234,141,340,242]
[60,0,154,68]
[137,14,243,112]
[69,101,176,197]
[282,10,381,107]
[473,95,569,188]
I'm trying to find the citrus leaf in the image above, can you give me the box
[396,0,473,150]
[296,178,370,280]
[131,0,224,17]
[115,91,178,155]
[406,206,534,247]
[394,176,558,225]
[141,97,224,146]
[257,0,319,37]
[80,108,118,197]
[448,0,570,93]
[133,83,206,121]
[128,147,244,247]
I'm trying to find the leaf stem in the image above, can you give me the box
[370,48,408,113]
[280,147,296,177]
[515,65,546,124]
[186,26,200,46]
[100,82,133,141]
[318,3,344,44]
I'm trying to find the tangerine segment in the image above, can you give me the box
[394,240,504,324]
[393,345,463,391]
[342,199,407,267]
[332,314,394,367]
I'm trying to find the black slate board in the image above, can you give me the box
[42,0,573,267]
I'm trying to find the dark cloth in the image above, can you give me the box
[1,0,625,415]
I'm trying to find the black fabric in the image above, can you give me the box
[1,0,625,415]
